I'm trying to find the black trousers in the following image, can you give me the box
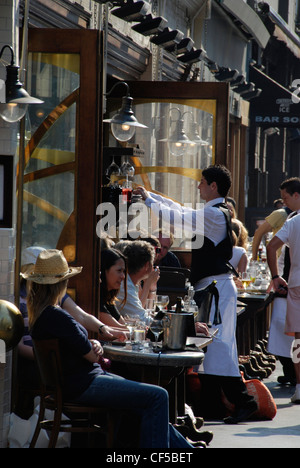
[194,374,255,419]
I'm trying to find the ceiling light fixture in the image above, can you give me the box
[214,67,239,83]
[112,0,150,22]
[234,82,255,95]
[159,107,194,157]
[150,28,184,49]
[165,37,194,55]
[131,14,168,36]
[0,45,43,123]
[241,88,262,100]
[177,48,206,65]
[103,81,147,142]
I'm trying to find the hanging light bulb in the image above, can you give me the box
[168,118,194,156]
[159,107,194,156]
[0,45,43,123]
[103,81,147,142]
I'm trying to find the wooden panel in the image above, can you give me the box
[28,29,103,315]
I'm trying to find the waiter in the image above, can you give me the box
[135,165,257,424]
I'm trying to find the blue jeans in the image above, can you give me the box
[74,372,193,449]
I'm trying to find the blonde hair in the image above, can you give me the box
[27,279,68,328]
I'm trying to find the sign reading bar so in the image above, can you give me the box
[250,67,300,128]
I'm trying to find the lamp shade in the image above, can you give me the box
[104,84,147,142]
[168,119,194,156]
[0,46,44,123]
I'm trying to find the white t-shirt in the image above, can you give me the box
[230,246,246,270]
[276,214,300,288]
[117,275,148,321]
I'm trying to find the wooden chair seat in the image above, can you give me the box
[29,339,116,448]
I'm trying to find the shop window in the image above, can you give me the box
[104,81,229,249]
[22,52,79,257]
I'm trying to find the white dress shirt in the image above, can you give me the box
[145,193,227,246]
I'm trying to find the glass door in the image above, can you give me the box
[20,29,103,313]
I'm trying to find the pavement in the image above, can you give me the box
[203,363,300,448]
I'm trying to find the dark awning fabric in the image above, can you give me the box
[266,6,300,59]
[218,0,270,49]
[249,66,300,128]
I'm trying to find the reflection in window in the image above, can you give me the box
[105,100,215,248]
[21,54,79,252]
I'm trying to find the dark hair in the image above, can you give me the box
[202,165,232,198]
[280,178,300,195]
[100,248,127,306]
[115,240,155,275]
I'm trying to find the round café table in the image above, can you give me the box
[104,337,211,422]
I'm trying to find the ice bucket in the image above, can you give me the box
[162,311,194,350]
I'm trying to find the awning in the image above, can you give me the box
[249,66,300,128]
[259,3,300,59]
[218,0,271,49]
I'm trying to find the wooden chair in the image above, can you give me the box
[158,266,191,281]
[157,269,188,306]
[29,339,116,448]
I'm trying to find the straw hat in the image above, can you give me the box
[21,246,46,274]
[20,249,82,284]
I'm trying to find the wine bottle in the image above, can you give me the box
[175,297,183,313]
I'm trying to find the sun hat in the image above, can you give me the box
[20,249,82,284]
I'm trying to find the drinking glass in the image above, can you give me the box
[105,156,120,182]
[133,321,147,350]
[124,315,138,343]
[145,298,155,317]
[149,319,163,351]
[242,272,251,289]
[155,295,169,310]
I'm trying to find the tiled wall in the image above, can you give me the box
[0,228,15,448]
[0,0,18,448]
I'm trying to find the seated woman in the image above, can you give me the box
[99,248,129,331]
[24,249,194,449]
[16,246,126,418]
[230,219,248,274]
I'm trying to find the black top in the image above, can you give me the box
[100,298,121,321]
[159,251,181,268]
[30,305,103,400]
[190,203,233,285]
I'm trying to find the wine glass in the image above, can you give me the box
[105,156,120,183]
[155,295,169,310]
[149,319,163,351]
[120,157,135,177]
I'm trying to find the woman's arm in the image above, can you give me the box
[237,252,248,274]
[18,340,34,360]
[63,296,127,341]
[99,311,128,330]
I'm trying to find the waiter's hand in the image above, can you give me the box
[273,276,288,295]
[195,322,210,336]
[134,186,150,201]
